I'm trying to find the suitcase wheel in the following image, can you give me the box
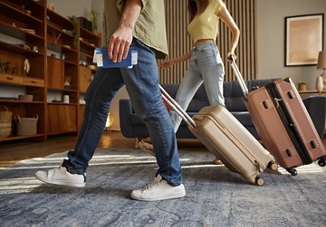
[318,157,326,167]
[255,176,265,186]
[267,161,278,171]
[286,168,297,176]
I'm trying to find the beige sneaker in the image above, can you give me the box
[138,140,155,156]
[130,174,186,201]
[35,165,86,188]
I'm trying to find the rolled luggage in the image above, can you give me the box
[160,85,278,185]
[229,57,326,175]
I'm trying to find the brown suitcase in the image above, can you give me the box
[229,58,326,175]
[160,86,278,185]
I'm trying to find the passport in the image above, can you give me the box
[93,47,138,68]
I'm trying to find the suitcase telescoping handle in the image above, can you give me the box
[159,85,197,128]
[228,56,249,99]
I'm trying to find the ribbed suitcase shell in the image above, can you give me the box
[190,105,276,185]
[246,78,326,174]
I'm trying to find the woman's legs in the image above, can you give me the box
[170,68,203,132]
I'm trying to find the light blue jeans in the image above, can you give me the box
[63,38,183,186]
[170,40,225,132]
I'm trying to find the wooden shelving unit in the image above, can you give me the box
[46,8,79,136]
[298,89,326,94]
[0,0,101,143]
[0,0,46,142]
[77,21,101,130]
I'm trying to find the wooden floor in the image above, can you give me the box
[1,130,325,168]
[0,131,134,167]
[0,130,204,167]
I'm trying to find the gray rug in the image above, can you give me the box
[0,147,325,227]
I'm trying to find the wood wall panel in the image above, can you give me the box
[160,0,256,84]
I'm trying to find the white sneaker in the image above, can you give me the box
[130,174,186,201]
[35,165,86,188]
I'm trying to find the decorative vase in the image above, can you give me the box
[316,76,324,92]
[24,58,31,75]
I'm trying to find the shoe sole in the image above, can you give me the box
[130,191,186,201]
[35,173,85,188]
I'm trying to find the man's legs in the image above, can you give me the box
[35,38,185,201]
[122,38,183,187]
[64,68,125,173]
[122,39,184,201]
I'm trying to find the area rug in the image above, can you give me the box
[0,147,325,226]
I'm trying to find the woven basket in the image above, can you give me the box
[16,114,38,136]
[0,106,12,138]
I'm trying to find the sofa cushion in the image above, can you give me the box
[224,80,246,111]
[161,84,210,112]
[231,111,253,127]
[224,79,274,111]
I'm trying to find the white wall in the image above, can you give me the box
[47,0,91,18]
[256,0,326,89]
[91,0,104,43]
[48,0,105,38]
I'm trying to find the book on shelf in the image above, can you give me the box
[20,28,36,34]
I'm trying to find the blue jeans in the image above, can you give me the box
[170,40,225,132]
[64,38,183,186]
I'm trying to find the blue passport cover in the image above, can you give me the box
[94,48,138,68]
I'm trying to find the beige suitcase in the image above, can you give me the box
[160,86,278,185]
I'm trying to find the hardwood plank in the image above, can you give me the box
[0,131,134,167]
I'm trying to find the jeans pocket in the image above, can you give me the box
[198,48,219,67]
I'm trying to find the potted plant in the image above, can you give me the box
[297,81,307,91]
[68,16,79,48]
[89,10,98,32]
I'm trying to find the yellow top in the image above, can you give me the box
[187,0,225,43]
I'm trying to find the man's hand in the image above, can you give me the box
[108,26,133,63]
[107,0,142,63]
